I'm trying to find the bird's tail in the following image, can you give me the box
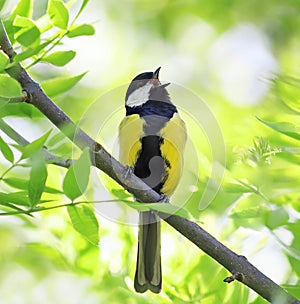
[134,211,161,293]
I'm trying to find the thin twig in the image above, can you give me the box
[0,94,26,103]
[0,199,132,216]
[0,118,74,168]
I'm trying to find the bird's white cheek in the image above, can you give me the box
[126,83,152,107]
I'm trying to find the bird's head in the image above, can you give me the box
[125,67,170,107]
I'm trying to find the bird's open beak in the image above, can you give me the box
[152,67,161,86]
[153,67,161,80]
[152,67,170,89]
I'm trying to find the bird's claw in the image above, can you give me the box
[123,165,133,180]
[158,194,169,203]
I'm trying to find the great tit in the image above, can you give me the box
[119,67,187,293]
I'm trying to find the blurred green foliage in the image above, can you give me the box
[0,0,300,303]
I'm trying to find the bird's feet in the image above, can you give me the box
[158,194,169,203]
[123,165,133,180]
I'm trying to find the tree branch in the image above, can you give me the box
[0,19,298,304]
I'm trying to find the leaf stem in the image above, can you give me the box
[25,32,68,69]
[0,161,21,181]
[0,199,130,216]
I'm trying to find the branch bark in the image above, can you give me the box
[0,20,299,304]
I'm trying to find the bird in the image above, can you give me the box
[118,67,187,293]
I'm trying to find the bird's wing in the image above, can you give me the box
[119,114,144,167]
[160,113,187,196]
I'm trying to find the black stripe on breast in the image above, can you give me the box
[134,135,167,194]
[126,100,177,119]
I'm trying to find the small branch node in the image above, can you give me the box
[239,255,248,261]
[92,142,102,154]
[65,159,74,167]
[224,272,244,283]
[22,89,32,103]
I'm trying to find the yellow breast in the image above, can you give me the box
[119,113,187,196]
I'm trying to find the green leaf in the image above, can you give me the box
[3,177,62,194]
[75,0,90,20]
[21,130,51,160]
[249,296,269,304]
[47,131,67,147]
[67,204,99,245]
[47,124,76,147]
[257,117,300,141]
[71,0,91,24]
[149,202,190,218]
[276,150,300,165]
[111,188,131,200]
[25,243,69,269]
[223,182,251,193]
[47,0,69,30]
[274,77,300,114]
[63,147,91,201]
[0,50,10,72]
[0,136,14,163]
[67,24,95,38]
[10,0,33,19]
[0,74,22,98]
[13,15,40,47]
[288,222,300,254]
[281,285,300,300]
[230,206,268,219]
[0,102,40,119]
[126,201,190,219]
[14,40,54,63]
[287,254,300,278]
[0,0,6,11]
[224,179,263,197]
[41,50,76,66]
[28,151,48,206]
[0,191,29,206]
[40,72,86,97]
[264,208,289,230]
